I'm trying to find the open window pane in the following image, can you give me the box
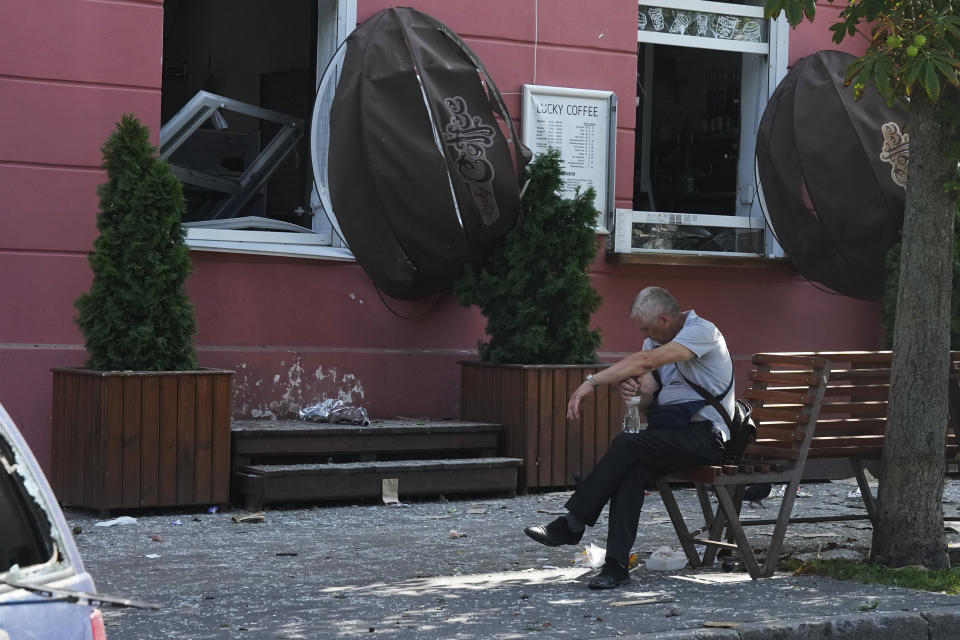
[635,44,743,217]
[159,1,352,256]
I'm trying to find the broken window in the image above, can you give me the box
[0,437,54,575]
[160,0,355,259]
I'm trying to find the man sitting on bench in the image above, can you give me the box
[524,286,733,589]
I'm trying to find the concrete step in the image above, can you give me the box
[234,457,522,509]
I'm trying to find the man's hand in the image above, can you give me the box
[619,376,642,399]
[567,381,594,420]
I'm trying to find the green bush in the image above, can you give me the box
[454,149,602,364]
[74,115,198,371]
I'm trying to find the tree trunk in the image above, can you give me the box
[871,98,956,568]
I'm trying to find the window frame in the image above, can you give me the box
[615,0,789,257]
[171,0,358,261]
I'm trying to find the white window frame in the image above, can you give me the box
[182,0,357,261]
[616,0,789,257]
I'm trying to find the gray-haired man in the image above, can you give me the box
[524,286,732,589]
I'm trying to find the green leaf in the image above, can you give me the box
[932,56,960,87]
[874,67,892,95]
[830,22,849,45]
[845,59,865,84]
[784,0,804,26]
[903,59,924,92]
[763,0,784,20]
[923,61,942,101]
[801,0,817,22]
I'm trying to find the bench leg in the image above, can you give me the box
[702,484,731,567]
[656,479,703,569]
[761,475,803,578]
[851,458,877,525]
[696,483,714,529]
[714,485,763,579]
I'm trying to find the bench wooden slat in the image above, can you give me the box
[751,406,810,423]
[743,444,801,460]
[810,435,885,448]
[752,354,830,368]
[823,368,892,381]
[749,371,820,386]
[797,351,892,364]
[811,419,886,435]
[756,423,805,439]
[743,388,815,404]
[818,402,888,417]
[824,384,890,397]
[803,446,884,457]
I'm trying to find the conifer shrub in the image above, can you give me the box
[454,149,602,364]
[74,115,198,371]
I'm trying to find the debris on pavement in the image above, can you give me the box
[299,398,371,425]
[382,478,400,505]
[448,529,468,539]
[575,543,607,568]
[646,547,687,571]
[95,516,137,527]
[232,512,266,524]
[611,595,675,607]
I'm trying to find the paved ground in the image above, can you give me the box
[69,479,960,639]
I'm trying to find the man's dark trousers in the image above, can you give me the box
[565,422,725,566]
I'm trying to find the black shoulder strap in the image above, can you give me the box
[676,365,735,431]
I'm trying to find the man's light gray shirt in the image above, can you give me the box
[644,310,735,440]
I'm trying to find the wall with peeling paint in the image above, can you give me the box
[0,0,882,472]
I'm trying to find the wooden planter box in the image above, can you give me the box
[51,368,234,511]
[460,362,623,491]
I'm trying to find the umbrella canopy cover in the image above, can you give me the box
[757,50,908,299]
[325,8,530,300]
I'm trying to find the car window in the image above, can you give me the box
[0,436,54,573]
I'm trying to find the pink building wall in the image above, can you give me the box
[0,0,882,472]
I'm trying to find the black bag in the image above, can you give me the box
[676,368,758,464]
[723,399,758,465]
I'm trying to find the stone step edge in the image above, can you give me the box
[239,457,524,476]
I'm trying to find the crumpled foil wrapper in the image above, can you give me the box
[298,398,371,425]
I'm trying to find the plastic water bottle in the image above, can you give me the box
[623,396,647,433]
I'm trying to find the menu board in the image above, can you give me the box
[521,85,616,227]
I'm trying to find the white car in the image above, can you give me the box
[0,402,155,639]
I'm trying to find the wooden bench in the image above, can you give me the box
[658,351,960,579]
[761,351,960,523]
[656,353,832,579]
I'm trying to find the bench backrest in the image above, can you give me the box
[741,353,832,465]
[747,351,960,460]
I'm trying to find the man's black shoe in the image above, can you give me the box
[588,561,630,590]
[523,517,584,547]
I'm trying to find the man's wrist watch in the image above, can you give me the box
[585,374,600,390]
